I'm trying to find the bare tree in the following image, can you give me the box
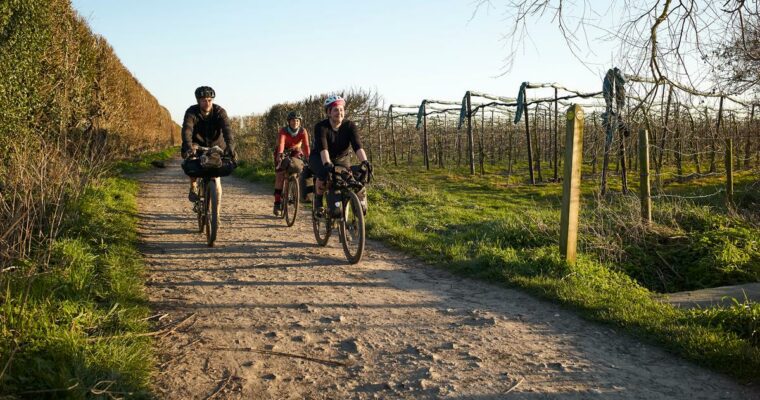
[474,1,758,98]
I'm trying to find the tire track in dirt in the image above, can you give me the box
[139,160,758,399]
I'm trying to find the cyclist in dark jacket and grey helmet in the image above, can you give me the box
[181,86,236,201]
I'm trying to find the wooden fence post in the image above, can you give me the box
[554,88,559,181]
[366,106,373,163]
[466,91,475,175]
[390,108,398,166]
[560,104,584,263]
[376,109,383,165]
[422,100,429,170]
[639,129,652,223]
[726,138,734,207]
[525,103,535,184]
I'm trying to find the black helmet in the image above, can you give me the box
[194,86,216,99]
[287,111,303,120]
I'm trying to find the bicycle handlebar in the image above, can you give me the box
[189,145,232,160]
[329,167,364,190]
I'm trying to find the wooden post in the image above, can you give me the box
[507,121,514,182]
[366,106,373,163]
[535,105,543,182]
[726,138,734,207]
[553,88,559,181]
[479,107,485,175]
[390,108,398,166]
[438,114,449,168]
[376,109,383,165]
[560,104,584,263]
[466,91,475,175]
[422,100,429,170]
[525,103,535,184]
[490,110,495,165]
[639,129,652,223]
[591,113,598,175]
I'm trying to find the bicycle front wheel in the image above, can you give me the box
[196,200,204,233]
[206,179,219,247]
[196,182,204,233]
[339,191,365,264]
[312,191,331,246]
[283,176,299,227]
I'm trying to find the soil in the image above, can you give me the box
[138,160,758,399]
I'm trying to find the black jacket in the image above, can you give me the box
[311,119,362,161]
[181,104,235,155]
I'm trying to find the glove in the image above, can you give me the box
[276,152,284,163]
[361,160,373,175]
[183,150,194,160]
[323,161,334,172]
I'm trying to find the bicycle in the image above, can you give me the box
[184,146,234,247]
[279,155,305,227]
[312,164,370,264]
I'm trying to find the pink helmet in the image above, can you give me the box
[324,95,345,111]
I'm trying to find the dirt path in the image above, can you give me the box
[138,160,757,400]
[663,283,760,309]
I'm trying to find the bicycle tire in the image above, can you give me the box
[284,175,299,227]
[206,179,219,247]
[339,190,365,264]
[312,191,331,246]
[195,181,205,233]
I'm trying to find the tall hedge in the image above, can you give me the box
[0,0,178,153]
[0,0,178,266]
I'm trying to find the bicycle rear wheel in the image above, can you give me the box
[312,191,331,246]
[283,175,299,227]
[206,178,219,247]
[339,191,365,264]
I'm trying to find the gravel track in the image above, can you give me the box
[138,160,758,399]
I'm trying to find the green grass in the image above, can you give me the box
[233,159,275,184]
[237,159,760,383]
[0,150,175,398]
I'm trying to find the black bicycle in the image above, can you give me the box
[184,146,235,247]
[312,165,370,264]
[280,156,304,227]
[192,175,220,246]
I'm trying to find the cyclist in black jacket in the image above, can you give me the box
[308,95,372,216]
[181,86,236,201]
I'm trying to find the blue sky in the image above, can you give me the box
[71,0,617,123]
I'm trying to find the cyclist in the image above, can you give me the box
[181,86,236,202]
[308,95,372,217]
[273,111,310,216]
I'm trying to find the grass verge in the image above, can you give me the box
[0,149,175,398]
